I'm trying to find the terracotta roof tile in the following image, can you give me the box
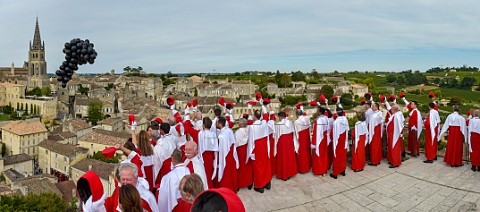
[56,180,76,202]
[71,158,116,180]
[63,119,91,130]
[79,129,129,146]
[1,119,47,135]
[38,140,87,156]
[3,154,33,165]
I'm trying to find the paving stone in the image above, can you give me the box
[366,201,390,212]
[368,192,400,208]
[343,192,374,206]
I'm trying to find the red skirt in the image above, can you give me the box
[269,134,276,176]
[252,137,272,188]
[202,151,215,189]
[408,129,419,156]
[470,132,480,166]
[388,138,403,166]
[444,126,464,166]
[276,133,298,180]
[218,145,238,193]
[296,129,312,173]
[424,126,438,161]
[370,125,383,165]
[351,135,366,171]
[312,132,329,175]
[332,133,347,176]
[236,144,253,188]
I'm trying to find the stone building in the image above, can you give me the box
[0,154,34,177]
[71,158,117,196]
[38,139,88,181]
[1,118,48,160]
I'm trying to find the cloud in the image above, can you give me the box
[1,0,480,73]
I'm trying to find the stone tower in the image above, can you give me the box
[28,18,49,89]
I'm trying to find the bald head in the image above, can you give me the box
[195,112,202,121]
[391,104,399,113]
[168,117,176,125]
[185,141,198,159]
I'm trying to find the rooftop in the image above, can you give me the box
[79,129,129,146]
[71,158,116,180]
[3,153,33,166]
[0,82,25,88]
[14,175,62,196]
[38,140,87,156]
[3,169,25,181]
[1,119,47,135]
[63,119,91,130]
[55,180,76,202]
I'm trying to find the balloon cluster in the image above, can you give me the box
[56,38,97,88]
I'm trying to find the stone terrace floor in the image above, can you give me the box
[238,156,480,212]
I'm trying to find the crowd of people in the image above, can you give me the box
[74,91,480,212]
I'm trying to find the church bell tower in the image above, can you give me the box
[28,17,47,77]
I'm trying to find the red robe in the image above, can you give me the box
[332,132,347,175]
[184,125,215,189]
[424,111,439,161]
[172,199,192,212]
[156,157,172,185]
[269,134,276,176]
[218,145,238,193]
[408,109,421,156]
[296,128,312,173]
[470,132,480,166]
[252,137,271,188]
[276,132,298,180]
[370,125,383,165]
[351,123,367,171]
[444,126,464,166]
[236,144,253,188]
[312,116,329,175]
[387,115,403,167]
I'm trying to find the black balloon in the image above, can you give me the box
[56,38,97,85]
[57,76,63,81]
[65,42,71,49]
[56,70,61,75]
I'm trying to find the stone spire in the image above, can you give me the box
[31,17,43,50]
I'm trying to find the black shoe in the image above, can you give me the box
[254,188,264,193]
[368,163,378,166]
[354,169,364,172]
[247,184,253,190]
[455,164,464,167]
[389,165,398,168]
[423,160,433,164]
[340,171,346,176]
[264,182,271,190]
[433,157,437,161]
[330,174,337,179]
[402,152,406,157]
[472,166,476,172]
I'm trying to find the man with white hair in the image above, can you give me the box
[386,105,405,168]
[439,105,467,167]
[183,141,209,190]
[104,163,159,212]
[236,118,253,190]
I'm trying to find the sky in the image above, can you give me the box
[1,0,480,74]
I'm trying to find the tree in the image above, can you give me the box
[386,75,397,84]
[450,96,462,106]
[396,76,406,85]
[280,95,307,107]
[360,77,376,91]
[40,87,51,96]
[320,85,334,100]
[123,66,131,73]
[291,71,305,82]
[278,74,291,88]
[274,70,281,85]
[78,85,89,95]
[311,69,320,79]
[340,93,353,108]
[433,78,440,85]
[194,88,198,97]
[0,192,68,211]
[104,83,115,91]
[459,77,476,89]
[87,102,103,125]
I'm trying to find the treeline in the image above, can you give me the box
[426,66,479,73]
[435,77,477,90]
[386,70,427,86]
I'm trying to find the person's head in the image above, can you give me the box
[365,102,371,108]
[391,104,399,113]
[358,112,366,122]
[278,112,287,120]
[410,101,417,109]
[203,117,212,130]
[453,105,460,112]
[318,107,325,116]
[147,125,153,137]
[238,118,247,128]
[160,123,170,135]
[214,108,222,117]
[185,141,198,159]
[191,190,228,212]
[428,102,435,110]
[179,174,205,204]
[119,163,138,186]
[168,117,176,126]
[253,110,261,120]
[295,109,303,118]
[216,116,226,129]
[172,149,183,166]
[195,112,202,121]
[123,141,136,157]
[372,102,379,111]
[336,108,344,117]
[118,184,143,212]
[326,108,333,118]
[137,130,153,156]
[474,110,480,118]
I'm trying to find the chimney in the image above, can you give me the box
[11,62,14,76]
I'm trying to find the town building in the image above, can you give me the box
[71,158,117,196]
[1,118,48,160]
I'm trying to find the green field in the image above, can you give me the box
[0,114,10,121]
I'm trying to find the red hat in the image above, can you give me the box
[269,113,276,121]
[398,92,405,99]
[429,91,435,99]
[77,171,104,207]
[192,99,198,107]
[218,97,225,106]
[129,114,135,126]
[154,117,163,124]
[331,96,338,104]
[296,102,303,109]
[226,102,234,110]
[263,98,271,105]
[467,111,471,116]
[102,147,117,158]
[407,103,412,111]
[192,188,246,212]
[360,99,366,105]
[242,113,249,119]
[309,100,318,106]
[364,92,371,100]
[389,94,396,102]
[379,95,386,103]
[167,97,175,106]
[319,94,326,103]
[333,113,338,120]
[185,103,192,109]
[256,92,262,101]
[324,112,328,116]
[247,101,257,106]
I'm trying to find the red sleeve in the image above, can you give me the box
[184,124,200,143]
[186,161,194,173]
[434,104,438,111]
[104,187,118,212]
[409,111,417,129]
[131,154,144,177]
[262,114,269,121]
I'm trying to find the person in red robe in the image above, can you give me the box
[440,105,467,167]
[369,103,383,166]
[330,109,349,179]
[267,111,276,177]
[247,108,272,193]
[352,112,368,172]
[468,110,480,171]
[183,141,209,190]
[130,122,156,191]
[274,112,298,180]
[312,107,330,175]
[424,102,440,163]
[235,118,253,190]
[191,188,246,212]
[153,123,177,185]
[386,105,404,168]
[294,109,312,173]
[176,173,205,212]
[403,99,423,157]
[215,117,239,193]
